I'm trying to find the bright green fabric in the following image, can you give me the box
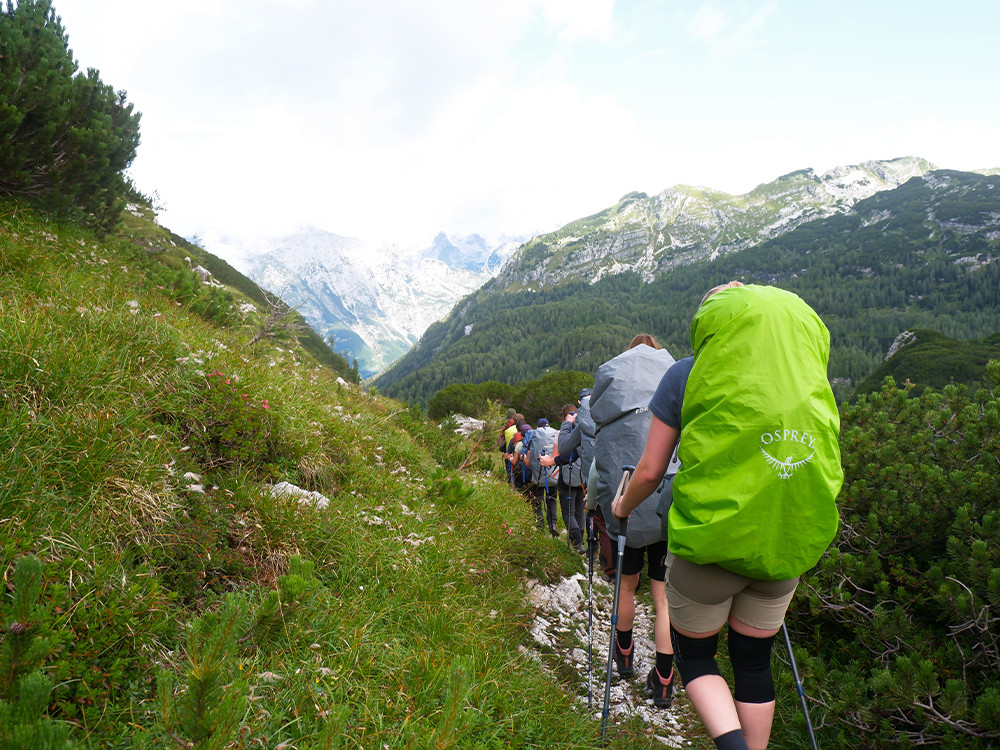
[669,285,843,580]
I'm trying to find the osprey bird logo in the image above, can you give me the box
[759,428,817,479]
[760,447,815,479]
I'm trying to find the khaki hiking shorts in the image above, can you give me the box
[665,552,798,634]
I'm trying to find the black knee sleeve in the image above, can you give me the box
[671,628,721,687]
[728,630,776,704]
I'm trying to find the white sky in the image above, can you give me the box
[51,0,1000,250]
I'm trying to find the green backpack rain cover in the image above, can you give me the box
[668,285,843,581]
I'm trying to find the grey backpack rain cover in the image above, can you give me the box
[590,344,677,548]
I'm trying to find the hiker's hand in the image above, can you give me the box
[539,455,555,467]
[612,496,628,520]
[566,412,577,423]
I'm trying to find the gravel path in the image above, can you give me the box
[526,571,704,747]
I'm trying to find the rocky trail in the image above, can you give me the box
[526,569,705,747]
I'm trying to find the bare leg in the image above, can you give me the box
[651,578,673,656]
[615,572,640,631]
[682,672,741,738]
[733,702,774,750]
[672,622,739,739]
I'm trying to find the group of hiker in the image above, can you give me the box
[498,283,843,750]
[500,402,591,552]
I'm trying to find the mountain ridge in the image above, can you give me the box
[493,156,935,290]
[375,166,1000,407]
[205,156,988,386]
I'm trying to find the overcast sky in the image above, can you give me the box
[51,0,1000,251]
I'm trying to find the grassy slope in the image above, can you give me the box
[0,204,675,748]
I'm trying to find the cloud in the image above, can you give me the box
[89,0,633,244]
[685,2,776,57]
[48,0,1000,250]
[539,0,616,41]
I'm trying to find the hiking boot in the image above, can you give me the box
[612,637,634,678]
[646,667,674,709]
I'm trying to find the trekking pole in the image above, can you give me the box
[781,621,819,750]
[542,454,554,537]
[601,465,635,746]
[587,511,596,709]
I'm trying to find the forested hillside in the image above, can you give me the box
[854,329,1000,396]
[376,170,1000,406]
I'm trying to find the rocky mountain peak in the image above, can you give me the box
[496,157,938,288]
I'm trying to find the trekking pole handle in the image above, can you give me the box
[612,465,636,524]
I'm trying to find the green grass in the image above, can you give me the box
[0,203,675,748]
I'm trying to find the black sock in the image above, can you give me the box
[713,729,748,750]
[616,629,633,650]
[655,652,673,678]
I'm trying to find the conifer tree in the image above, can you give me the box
[0,0,141,231]
[0,557,76,748]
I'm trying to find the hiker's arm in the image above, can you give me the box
[613,415,679,518]
[558,421,581,455]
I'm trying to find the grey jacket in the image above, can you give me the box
[557,395,595,484]
[556,419,585,487]
[590,344,675,548]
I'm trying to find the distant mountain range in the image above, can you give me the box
[493,156,935,289]
[206,230,521,377]
[203,157,999,401]
[373,159,1000,407]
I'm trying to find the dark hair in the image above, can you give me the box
[561,403,575,418]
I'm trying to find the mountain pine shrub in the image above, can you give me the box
[793,363,1000,747]
[0,0,141,231]
[0,557,76,748]
[150,593,250,749]
[428,381,512,420]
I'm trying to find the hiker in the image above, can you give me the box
[504,411,522,450]
[574,387,616,580]
[506,420,533,495]
[590,334,678,708]
[499,408,516,450]
[528,417,560,537]
[542,403,587,553]
[547,387,615,577]
[499,409,521,483]
[613,283,844,749]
